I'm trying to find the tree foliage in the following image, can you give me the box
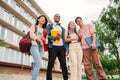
[101,55,117,77]
[0,39,8,47]
[94,0,120,76]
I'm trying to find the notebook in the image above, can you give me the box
[85,36,101,48]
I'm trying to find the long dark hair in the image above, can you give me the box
[35,15,48,29]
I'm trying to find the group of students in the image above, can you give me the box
[29,13,107,80]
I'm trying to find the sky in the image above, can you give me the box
[35,0,110,29]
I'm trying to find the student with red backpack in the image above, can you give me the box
[29,15,48,80]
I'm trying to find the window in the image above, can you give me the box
[37,11,40,16]
[10,0,16,10]
[0,47,2,61]
[25,12,29,20]
[13,50,18,63]
[2,0,9,4]
[27,2,31,8]
[0,46,30,65]
[7,0,12,5]
[15,34,20,46]
[20,7,24,16]
[8,30,13,43]
[28,14,32,22]
[0,47,5,61]
[32,7,37,15]
[16,19,19,29]
[13,34,17,45]
[0,7,4,19]
[3,48,9,61]
[8,13,13,25]
[31,6,35,12]
[8,49,12,62]
[15,3,20,12]
[32,18,35,24]
[14,16,17,26]
[2,27,21,46]
[15,51,21,64]
[23,24,29,33]
[6,48,11,62]
[11,15,15,26]
[0,8,13,24]
[6,12,10,23]
[4,27,8,40]
[3,10,8,21]
[0,26,5,39]
[23,11,27,19]
[22,54,30,65]
[18,20,23,31]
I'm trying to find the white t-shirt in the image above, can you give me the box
[52,24,63,46]
[36,26,43,38]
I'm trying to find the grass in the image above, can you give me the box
[81,78,120,80]
[0,72,9,74]
[108,78,120,80]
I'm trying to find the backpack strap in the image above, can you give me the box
[43,29,47,38]
[34,25,37,33]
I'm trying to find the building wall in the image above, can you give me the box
[0,0,85,75]
[0,0,51,68]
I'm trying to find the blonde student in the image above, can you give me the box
[65,21,83,80]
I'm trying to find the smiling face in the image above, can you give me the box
[54,14,60,23]
[76,18,83,27]
[75,17,83,28]
[38,16,46,25]
[68,21,76,30]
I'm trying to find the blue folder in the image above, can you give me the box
[85,36,101,48]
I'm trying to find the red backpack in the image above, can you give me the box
[19,26,37,55]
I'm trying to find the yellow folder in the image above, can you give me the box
[50,29,60,43]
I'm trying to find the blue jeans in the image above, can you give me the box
[30,43,43,80]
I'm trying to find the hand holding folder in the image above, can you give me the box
[85,36,101,48]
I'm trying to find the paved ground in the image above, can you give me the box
[0,74,64,80]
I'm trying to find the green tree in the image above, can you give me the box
[101,55,117,78]
[94,0,120,76]
[0,39,8,47]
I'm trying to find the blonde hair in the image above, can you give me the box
[68,21,77,34]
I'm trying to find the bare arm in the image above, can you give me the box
[91,32,96,49]
[65,30,71,42]
[30,25,37,40]
[30,25,43,45]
